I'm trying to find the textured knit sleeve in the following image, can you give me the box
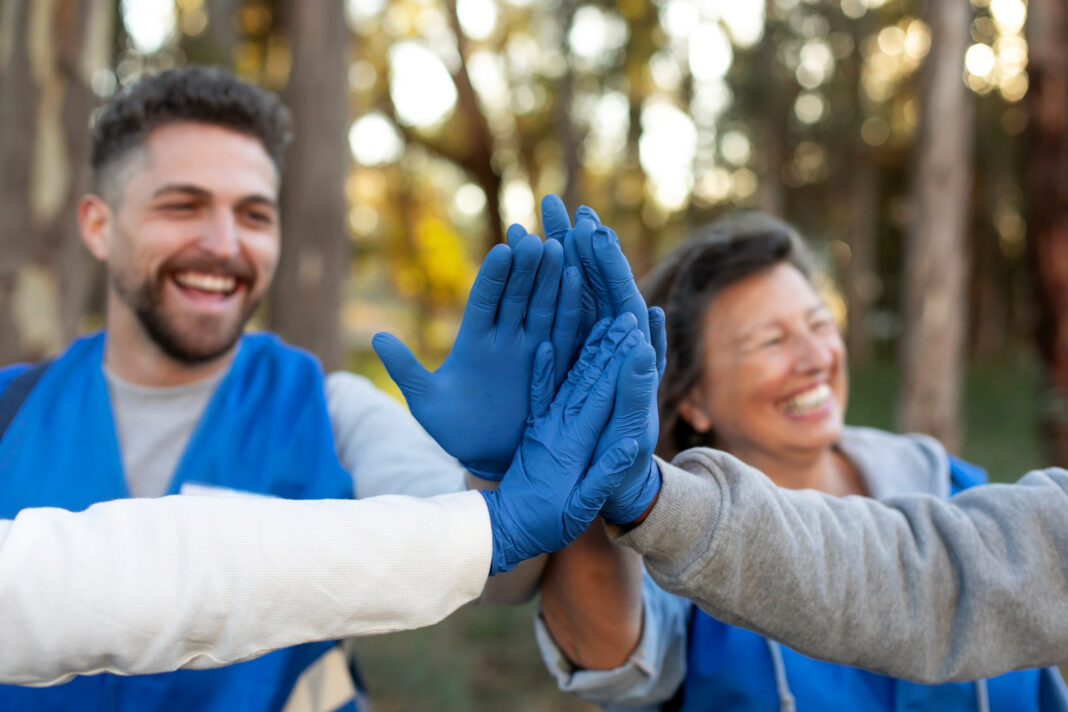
[0,491,490,686]
[615,450,1068,683]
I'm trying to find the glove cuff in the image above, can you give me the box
[463,462,507,482]
[478,489,514,575]
[601,459,662,525]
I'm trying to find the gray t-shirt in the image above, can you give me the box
[105,366,223,498]
[104,366,465,500]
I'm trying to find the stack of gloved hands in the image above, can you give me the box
[373,196,664,575]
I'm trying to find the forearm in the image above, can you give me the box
[616,450,1068,683]
[0,492,490,686]
[539,518,645,669]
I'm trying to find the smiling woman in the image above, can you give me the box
[643,214,858,494]
[534,213,1068,712]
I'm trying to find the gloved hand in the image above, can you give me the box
[480,313,658,575]
[585,224,666,522]
[539,195,661,370]
[540,194,603,349]
[373,234,581,480]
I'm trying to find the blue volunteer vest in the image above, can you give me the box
[675,457,1068,712]
[0,331,358,711]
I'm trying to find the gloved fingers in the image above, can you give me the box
[577,329,645,425]
[648,306,667,380]
[506,222,529,249]
[529,341,556,420]
[574,219,614,320]
[565,439,639,535]
[557,316,612,405]
[372,332,431,401]
[551,266,585,388]
[592,226,651,342]
[610,341,658,440]
[601,459,662,525]
[541,194,572,243]
[498,234,544,329]
[526,238,564,342]
[461,243,513,332]
[566,313,639,409]
[573,204,601,225]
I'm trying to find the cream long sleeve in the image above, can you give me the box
[0,491,491,687]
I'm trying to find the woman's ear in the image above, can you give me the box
[678,391,714,433]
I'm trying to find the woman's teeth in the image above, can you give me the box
[778,383,832,415]
[173,271,237,295]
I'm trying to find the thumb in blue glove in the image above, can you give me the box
[598,327,662,524]
[480,314,650,575]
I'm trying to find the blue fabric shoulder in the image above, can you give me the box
[947,455,988,494]
[0,363,32,393]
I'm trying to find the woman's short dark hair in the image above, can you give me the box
[642,213,814,459]
[90,65,292,199]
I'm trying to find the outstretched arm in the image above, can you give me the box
[618,448,1068,683]
[0,492,491,686]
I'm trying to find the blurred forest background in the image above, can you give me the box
[1,0,1066,707]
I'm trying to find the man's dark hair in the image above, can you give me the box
[641,213,814,459]
[90,65,292,198]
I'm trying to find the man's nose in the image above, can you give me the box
[200,208,240,257]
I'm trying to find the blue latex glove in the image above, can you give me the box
[540,195,661,368]
[480,314,657,575]
[587,226,666,522]
[540,195,603,348]
[507,221,585,389]
[373,235,581,480]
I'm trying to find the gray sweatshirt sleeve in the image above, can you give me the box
[614,449,1068,683]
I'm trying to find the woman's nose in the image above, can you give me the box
[794,330,836,372]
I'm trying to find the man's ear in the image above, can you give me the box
[78,194,111,261]
[677,391,714,434]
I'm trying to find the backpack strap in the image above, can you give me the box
[0,360,52,442]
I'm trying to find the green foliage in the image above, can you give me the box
[847,352,1045,483]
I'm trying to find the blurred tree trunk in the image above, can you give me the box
[443,0,504,253]
[1025,0,1068,465]
[179,0,240,66]
[756,0,787,216]
[841,10,880,368]
[896,0,974,452]
[556,0,582,213]
[269,0,348,371]
[0,0,111,364]
[844,146,879,367]
[619,1,659,278]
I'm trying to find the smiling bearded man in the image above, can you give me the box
[0,66,474,712]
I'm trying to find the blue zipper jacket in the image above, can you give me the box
[0,332,358,711]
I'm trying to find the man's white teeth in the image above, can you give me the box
[173,271,237,295]
[779,383,832,415]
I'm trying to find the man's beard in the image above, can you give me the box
[111,269,260,365]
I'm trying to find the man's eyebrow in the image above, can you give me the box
[235,194,278,210]
[151,184,278,209]
[151,184,212,199]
